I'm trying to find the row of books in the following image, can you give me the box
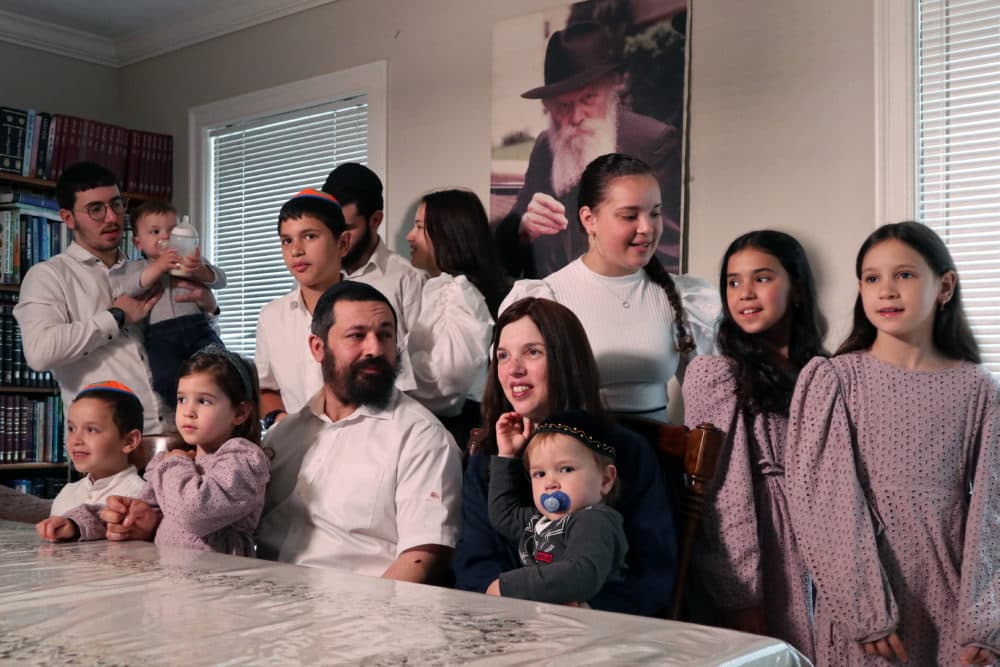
[1,292,57,388]
[0,207,72,286]
[0,394,65,465]
[0,205,142,286]
[0,107,173,199]
[0,187,58,210]
[2,477,67,500]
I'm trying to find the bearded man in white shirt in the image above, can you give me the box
[13,162,217,434]
[258,280,462,583]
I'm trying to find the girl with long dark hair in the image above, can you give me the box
[786,222,998,666]
[683,230,826,659]
[404,189,510,442]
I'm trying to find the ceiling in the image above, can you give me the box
[0,0,220,38]
[0,0,336,67]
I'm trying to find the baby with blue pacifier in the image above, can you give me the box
[485,409,628,605]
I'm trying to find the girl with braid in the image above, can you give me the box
[500,153,720,422]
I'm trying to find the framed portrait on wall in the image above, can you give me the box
[491,0,688,279]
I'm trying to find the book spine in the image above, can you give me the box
[21,109,36,177]
[35,113,51,179]
[45,115,60,180]
[1,296,12,386]
[0,210,9,284]
[0,107,27,175]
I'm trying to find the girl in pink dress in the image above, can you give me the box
[683,230,826,659]
[62,347,271,557]
[786,222,999,666]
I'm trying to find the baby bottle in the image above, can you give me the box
[168,215,199,277]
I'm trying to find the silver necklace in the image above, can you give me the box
[592,273,640,309]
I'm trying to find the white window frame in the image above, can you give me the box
[879,1,1000,372]
[188,60,387,261]
[874,0,917,225]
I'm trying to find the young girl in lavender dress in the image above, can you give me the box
[786,222,999,666]
[60,347,271,557]
[683,231,826,660]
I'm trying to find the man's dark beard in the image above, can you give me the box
[321,345,398,410]
[342,223,374,273]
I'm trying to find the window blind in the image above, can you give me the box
[207,96,368,357]
[918,0,1000,372]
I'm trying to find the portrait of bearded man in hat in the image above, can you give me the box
[492,8,685,279]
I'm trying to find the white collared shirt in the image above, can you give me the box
[49,464,147,517]
[258,389,463,577]
[254,288,323,416]
[345,238,426,337]
[13,242,169,434]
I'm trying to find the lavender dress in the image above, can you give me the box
[786,352,1000,666]
[683,355,814,659]
[67,438,270,557]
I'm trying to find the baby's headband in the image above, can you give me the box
[289,188,341,207]
[194,345,254,401]
[532,410,617,460]
[75,380,139,401]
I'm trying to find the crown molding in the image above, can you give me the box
[0,0,338,69]
[115,0,339,67]
[0,9,117,67]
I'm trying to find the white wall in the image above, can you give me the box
[0,41,120,124]
[686,0,877,342]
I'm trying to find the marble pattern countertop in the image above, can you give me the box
[0,520,807,666]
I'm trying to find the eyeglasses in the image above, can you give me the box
[77,197,129,221]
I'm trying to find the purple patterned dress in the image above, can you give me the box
[684,355,814,659]
[786,352,1000,666]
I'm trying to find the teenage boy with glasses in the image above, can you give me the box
[13,162,216,433]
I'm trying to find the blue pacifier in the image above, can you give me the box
[540,491,571,513]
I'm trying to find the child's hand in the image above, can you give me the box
[485,579,502,596]
[35,516,79,542]
[496,412,533,458]
[179,246,205,273]
[100,496,161,542]
[960,646,997,666]
[154,247,182,273]
[164,447,196,461]
[861,632,908,663]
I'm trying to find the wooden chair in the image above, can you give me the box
[617,415,723,620]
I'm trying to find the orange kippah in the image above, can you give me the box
[291,188,340,206]
[75,380,138,399]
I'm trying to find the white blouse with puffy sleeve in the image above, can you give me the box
[500,258,720,421]
[402,273,494,417]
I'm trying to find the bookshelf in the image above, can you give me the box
[0,107,175,499]
[0,172,163,204]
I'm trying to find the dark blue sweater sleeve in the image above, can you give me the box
[454,452,520,592]
[589,425,677,616]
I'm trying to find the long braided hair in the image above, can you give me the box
[577,153,695,356]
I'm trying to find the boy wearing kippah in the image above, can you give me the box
[486,409,628,605]
[255,188,350,425]
[39,382,148,525]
